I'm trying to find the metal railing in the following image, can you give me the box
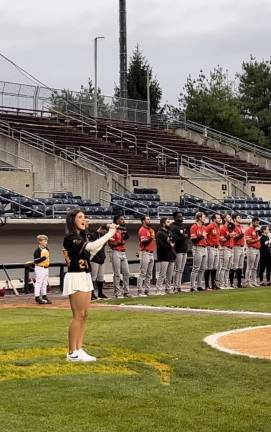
[99,189,149,217]
[181,154,248,184]
[0,119,123,178]
[152,112,271,161]
[0,185,46,217]
[78,146,129,176]
[144,141,179,173]
[105,125,138,154]
[0,146,33,172]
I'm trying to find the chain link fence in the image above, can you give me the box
[0,80,148,123]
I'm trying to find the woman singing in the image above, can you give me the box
[63,209,116,362]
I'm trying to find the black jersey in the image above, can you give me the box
[33,247,50,267]
[63,233,90,273]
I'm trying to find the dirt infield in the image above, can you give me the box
[205,325,271,360]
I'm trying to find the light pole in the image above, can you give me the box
[146,68,151,126]
[94,36,105,118]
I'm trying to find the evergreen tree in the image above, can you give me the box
[116,45,162,115]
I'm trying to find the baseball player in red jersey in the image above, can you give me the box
[245,217,261,287]
[137,215,156,296]
[190,212,207,292]
[229,214,245,288]
[205,213,222,290]
[218,214,235,288]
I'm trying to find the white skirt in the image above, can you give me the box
[63,272,94,296]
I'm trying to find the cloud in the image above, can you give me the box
[0,0,271,105]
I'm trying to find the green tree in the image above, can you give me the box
[179,67,246,137]
[51,79,109,118]
[116,45,162,115]
[238,56,271,145]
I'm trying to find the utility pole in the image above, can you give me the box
[94,36,104,118]
[147,68,151,125]
[119,0,127,101]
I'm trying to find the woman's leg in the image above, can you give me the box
[68,291,90,353]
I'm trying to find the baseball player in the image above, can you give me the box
[219,214,235,289]
[245,217,261,287]
[205,213,222,290]
[170,211,188,292]
[137,215,156,296]
[190,212,207,292]
[229,214,245,288]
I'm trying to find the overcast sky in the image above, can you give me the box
[0,0,270,105]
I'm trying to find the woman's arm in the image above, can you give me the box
[85,225,117,257]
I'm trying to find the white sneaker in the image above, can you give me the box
[66,351,81,362]
[76,348,96,362]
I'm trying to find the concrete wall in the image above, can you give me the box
[0,222,142,280]
[0,134,126,201]
[0,171,34,195]
[129,176,181,201]
[175,128,271,171]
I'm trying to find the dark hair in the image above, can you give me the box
[160,217,168,227]
[195,212,204,221]
[65,208,85,234]
[172,211,182,219]
[113,214,123,224]
[232,213,240,221]
[141,215,148,223]
[252,217,259,223]
[211,213,220,222]
[261,225,268,234]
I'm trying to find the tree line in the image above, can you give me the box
[52,47,271,148]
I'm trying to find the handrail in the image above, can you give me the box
[99,189,149,216]
[152,112,271,161]
[78,146,129,176]
[46,105,98,137]
[0,185,46,217]
[0,119,108,177]
[0,147,33,172]
[180,154,248,186]
[145,141,179,173]
[105,125,137,154]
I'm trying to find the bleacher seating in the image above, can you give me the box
[2,110,271,181]
[1,183,271,221]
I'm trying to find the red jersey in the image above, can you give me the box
[245,226,260,249]
[109,229,127,252]
[190,223,207,247]
[205,223,220,247]
[138,226,156,252]
[233,224,245,247]
[220,225,234,248]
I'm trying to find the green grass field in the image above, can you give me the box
[1,294,271,432]
[103,286,271,313]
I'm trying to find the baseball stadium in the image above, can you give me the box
[1,1,271,431]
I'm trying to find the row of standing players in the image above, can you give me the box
[90,212,270,298]
[32,211,270,304]
[30,209,269,362]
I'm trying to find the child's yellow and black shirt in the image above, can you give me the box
[33,247,50,268]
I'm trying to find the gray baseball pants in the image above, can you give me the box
[112,250,130,295]
[190,246,207,289]
[91,262,105,282]
[156,261,175,293]
[137,251,154,293]
[219,247,233,287]
[245,248,260,286]
[174,253,187,290]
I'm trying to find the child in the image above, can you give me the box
[33,234,52,304]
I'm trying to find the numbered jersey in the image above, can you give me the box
[63,233,90,273]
